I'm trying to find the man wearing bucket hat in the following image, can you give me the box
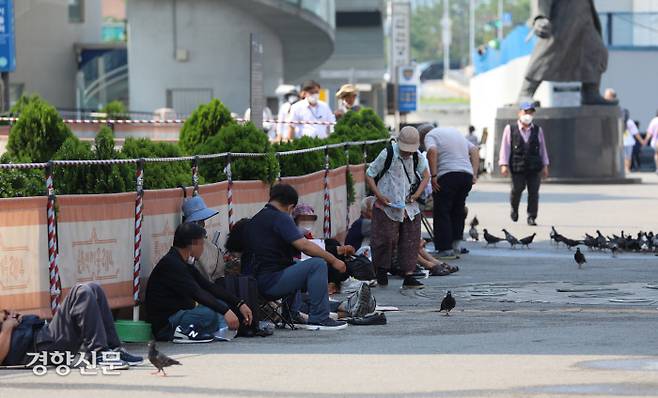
[366,126,430,289]
[499,102,550,226]
[335,84,361,119]
[182,195,224,282]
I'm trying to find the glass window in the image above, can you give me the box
[69,0,84,23]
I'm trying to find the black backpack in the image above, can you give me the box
[374,141,420,185]
[3,315,46,366]
[346,255,376,281]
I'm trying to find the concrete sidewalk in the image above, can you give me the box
[2,175,658,398]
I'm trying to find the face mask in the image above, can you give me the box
[307,94,319,105]
[288,95,298,104]
[298,222,315,233]
[520,114,534,125]
[187,256,195,265]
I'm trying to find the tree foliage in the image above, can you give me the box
[100,100,129,120]
[6,95,73,162]
[179,99,235,154]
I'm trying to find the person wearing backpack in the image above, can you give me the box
[365,126,430,289]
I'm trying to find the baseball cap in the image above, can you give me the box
[519,102,536,111]
[397,126,420,153]
[182,196,219,223]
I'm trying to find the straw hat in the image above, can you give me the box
[335,84,358,99]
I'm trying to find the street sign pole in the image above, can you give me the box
[442,0,451,80]
[0,0,16,112]
[390,0,410,134]
[249,33,264,130]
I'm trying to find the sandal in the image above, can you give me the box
[429,265,450,276]
[440,262,459,273]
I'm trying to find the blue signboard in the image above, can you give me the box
[0,0,15,72]
[398,85,417,113]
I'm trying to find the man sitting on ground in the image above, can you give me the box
[145,222,253,343]
[1,283,142,368]
[245,184,348,330]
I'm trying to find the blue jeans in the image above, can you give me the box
[261,257,330,324]
[167,300,229,336]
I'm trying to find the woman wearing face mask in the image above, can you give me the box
[498,102,550,226]
[288,80,336,140]
[292,203,354,294]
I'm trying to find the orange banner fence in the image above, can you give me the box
[0,142,382,318]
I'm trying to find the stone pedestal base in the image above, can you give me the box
[494,106,626,181]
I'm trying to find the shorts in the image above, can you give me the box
[624,145,633,160]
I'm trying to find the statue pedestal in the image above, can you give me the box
[493,106,634,183]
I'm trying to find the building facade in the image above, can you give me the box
[127,0,336,115]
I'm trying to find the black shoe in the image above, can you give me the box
[402,275,424,289]
[376,268,389,286]
[306,318,348,330]
[511,209,519,222]
[527,217,537,226]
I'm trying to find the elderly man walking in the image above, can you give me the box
[499,102,550,226]
[421,125,479,260]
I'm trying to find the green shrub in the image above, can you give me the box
[198,122,279,183]
[330,108,390,163]
[0,153,44,198]
[100,100,129,120]
[179,99,235,154]
[6,95,73,162]
[272,136,326,177]
[121,137,193,190]
[52,136,96,195]
[92,126,131,193]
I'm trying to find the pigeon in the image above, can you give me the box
[148,341,181,376]
[439,291,456,316]
[502,229,520,249]
[563,238,582,250]
[595,230,608,250]
[519,233,536,248]
[550,227,567,247]
[469,225,479,241]
[574,248,586,269]
[469,216,479,228]
[610,243,619,257]
[483,229,503,247]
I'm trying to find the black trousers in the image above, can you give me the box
[433,172,473,251]
[511,172,541,218]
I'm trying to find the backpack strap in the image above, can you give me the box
[374,142,394,184]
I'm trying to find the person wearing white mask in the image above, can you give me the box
[288,80,336,140]
[499,102,550,226]
[276,89,299,142]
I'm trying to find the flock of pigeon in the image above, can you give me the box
[467,217,537,249]
[466,217,658,269]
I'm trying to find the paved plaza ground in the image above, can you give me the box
[2,173,658,397]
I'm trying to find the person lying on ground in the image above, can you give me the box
[417,239,459,276]
[245,184,348,331]
[145,222,253,343]
[0,283,142,368]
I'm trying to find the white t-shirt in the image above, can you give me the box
[277,101,293,140]
[647,117,658,146]
[623,119,639,147]
[288,99,336,139]
[424,127,475,178]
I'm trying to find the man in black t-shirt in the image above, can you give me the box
[246,184,348,331]
[145,223,253,342]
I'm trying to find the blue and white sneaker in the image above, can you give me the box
[111,347,144,366]
[172,324,214,344]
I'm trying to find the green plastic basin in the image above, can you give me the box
[115,320,152,343]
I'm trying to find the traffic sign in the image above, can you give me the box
[0,0,15,73]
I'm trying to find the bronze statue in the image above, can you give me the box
[519,0,617,105]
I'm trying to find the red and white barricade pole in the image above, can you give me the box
[192,155,200,196]
[323,146,332,239]
[344,144,350,233]
[45,162,62,315]
[226,154,234,230]
[132,159,145,321]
